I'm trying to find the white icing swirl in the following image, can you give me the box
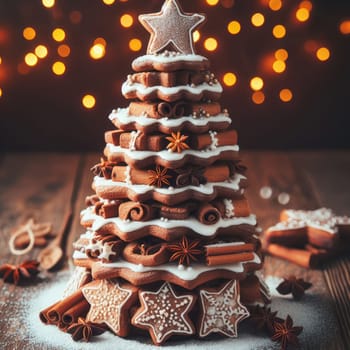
[81,206,256,236]
[72,252,261,281]
[93,173,246,196]
[105,143,239,162]
[109,108,232,128]
[133,54,208,66]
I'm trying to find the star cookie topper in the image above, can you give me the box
[139,0,206,55]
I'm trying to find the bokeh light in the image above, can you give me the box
[204,37,218,51]
[223,72,237,87]
[250,77,264,91]
[52,28,66,42]
[339,20,350,35]
[206,0,219,5]
[35,45,48,59]
[42,0,55,8]
[82,94,96,109]
[90,43,106,60]
[102,0,115,5]
[52,61,66,75]
[94,37,107,46]
[23,27,36,41]
[275,48,288,61]
[316,47,330,61]
[24,53,38,67]
[120,14,134,28]
[273,25,286,39]
[280,89,293,102]
[0,88,3,98]
[269,0,282,11]
[58,44,71,58]
[0,56,2,64]
[296,8,310,22]
[129,38,142,52]
[299,0,313,11]
[227,21,241,35]
[252,91,265,104]
[272,60,286,73]
[251,13,265,27]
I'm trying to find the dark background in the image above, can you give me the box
[0,0,349,152]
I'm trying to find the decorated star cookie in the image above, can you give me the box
[198,279,250,338]
[265,208,350,249]
[139,0,205,55]
[82,279,138,337]
[132,282,196,345]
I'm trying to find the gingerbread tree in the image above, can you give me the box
[40,0,270,345]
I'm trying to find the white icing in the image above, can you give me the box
[133,54,208,66]
[129,130,140,151]
[106,143,239,162]
[73,253,261,280]
[109,108,232,128]
[81,206,256,236]
[223,199,234,218]
[93,173,246,196]
[122,81,223,99]
[204,242,247,248]
[125,166,131,184]
[209,130,218,150]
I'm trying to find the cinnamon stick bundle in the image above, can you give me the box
[205,242,255,266]
[40,289,87,325]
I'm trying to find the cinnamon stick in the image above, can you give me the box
[39,301,60,324]
[266,244,321,269]
[206,252,255,266]
[205,243,255,256]
[197,203,221,225]
[119,202,156,221]
[47,290,85,323]
[62,299,90,326]
[203,164,230,182]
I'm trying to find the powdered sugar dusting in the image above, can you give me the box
[0,271,340,349]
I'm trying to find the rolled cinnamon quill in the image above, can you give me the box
[197,203,221,225]
[39,301,60,324]
[206,252,255,266]
[46,290,85,324]
[112,166,148,184]
[62,299,90,326]
[119,201,156,221]
[266,244,321,269]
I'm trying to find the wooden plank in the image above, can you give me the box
[242,151,345,350]
[0,152,81,349]
[291,151,350,347]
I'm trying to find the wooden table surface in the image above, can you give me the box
[0,151,349,349]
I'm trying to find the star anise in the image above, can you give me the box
[0,260,40,285]
[148,166,172,187]
[67,317,105,342]
[175,166,207,187]
[271,315,303,350]
[90,157,115,179]
[166,132,190,153]
[167,236,202,266]
[250,305,283,335]
[277,276,312,300]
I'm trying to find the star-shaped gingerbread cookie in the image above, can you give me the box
[132,281,196,345]
[139,0,205,55]
[82,279,138,337]
[198,279,250,338]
